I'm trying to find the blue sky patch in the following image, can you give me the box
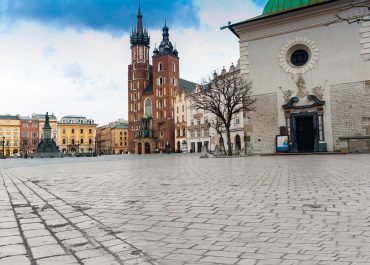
[0,0,200,35]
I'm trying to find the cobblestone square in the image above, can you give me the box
[1,154,370,264]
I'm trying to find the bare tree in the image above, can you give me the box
[188,72,255,156]
[331,1,370,24]
[209,118,226,155]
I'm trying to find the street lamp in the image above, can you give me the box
[77,141,80,157]
[209,135,212,153]
[1,136,5,159]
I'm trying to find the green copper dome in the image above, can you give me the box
[262,0,329,15]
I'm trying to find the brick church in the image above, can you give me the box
[127,5,193,154]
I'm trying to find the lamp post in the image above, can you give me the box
[1,136,5,159]
[6,141,10,158]
[209,135,212,153]
[77,141,80,157]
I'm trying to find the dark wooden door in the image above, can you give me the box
[296,116,314,152]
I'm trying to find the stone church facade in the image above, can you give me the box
[127,6,182,154]
[226,0,370,153]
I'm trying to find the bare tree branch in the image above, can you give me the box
[188,72,255,156]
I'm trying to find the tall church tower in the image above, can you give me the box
[128,4,152,153]
[152,22,179,152]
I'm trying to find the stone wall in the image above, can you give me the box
[330,81,370,151]
[246,93,279,154]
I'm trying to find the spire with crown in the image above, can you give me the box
[153,20,178,58]
[130,1,150,47]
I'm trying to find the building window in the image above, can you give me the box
[190,130,195,138]
[72,139,75,144]
[80,129,84,134]
[80,139,84,144]
[197,129,202,137]
[22,123,28,128]
[62,129,66,134]
[197,119,201,125]
[159,62,163,71]
[191,120,194,126]
[62,139,66,144]
[204,129,209,137]
[89,139,93,144]
[72,129,75,134]
[89,129,92,134]
[235,114,240,124]
[145,98,152,116]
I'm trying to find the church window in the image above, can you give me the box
[291,49,309,67]
[159,62,163,71]
[172,62,176,72]
[133,71,136,80]
[144,98,152,116]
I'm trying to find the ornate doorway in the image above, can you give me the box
[138,142,142,155]
[144,142,151,154]
[235,135,241,150]
[291,112,319,152]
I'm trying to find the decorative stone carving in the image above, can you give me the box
[295,74,309,98]
[279,86,294,102]
[279,37,319,75]
[311,86,325,100]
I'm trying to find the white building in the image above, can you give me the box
[186,62,246,153]
[226,0,370,153]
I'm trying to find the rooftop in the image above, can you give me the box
[0,115,19,120]
[263,0,330,15]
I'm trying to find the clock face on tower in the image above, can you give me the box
[139,47,144,61]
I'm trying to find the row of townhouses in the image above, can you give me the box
[0,114,98,157]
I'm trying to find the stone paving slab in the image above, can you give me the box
[0,154,370,264]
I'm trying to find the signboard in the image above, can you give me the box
[276,135,289,152]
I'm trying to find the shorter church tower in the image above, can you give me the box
[152,22,180,152]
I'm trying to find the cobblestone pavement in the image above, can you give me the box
[1,154,370,265]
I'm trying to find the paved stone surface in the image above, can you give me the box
[0,154,370,264]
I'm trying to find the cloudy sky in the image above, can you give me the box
[0,0,265,125]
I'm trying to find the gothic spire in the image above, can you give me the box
[130,1,150,47]
[137,0,143,34]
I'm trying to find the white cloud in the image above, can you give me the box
[0,1,262,125]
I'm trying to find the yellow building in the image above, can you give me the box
[0,115,20,157]
[57,115,97,156]
[111,122,129,154]
[97,119,128,155]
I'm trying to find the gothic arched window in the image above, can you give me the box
[144,98,152,116]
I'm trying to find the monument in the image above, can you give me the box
[33,112,63,158]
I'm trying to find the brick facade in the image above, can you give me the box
[330,81,370,151]
[246,93,279,154]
